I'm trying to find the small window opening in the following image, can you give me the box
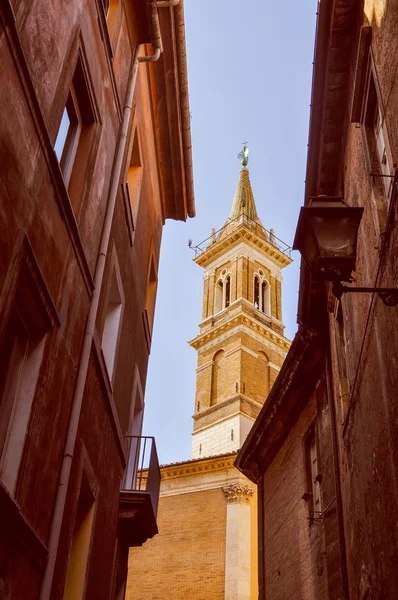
[54,87,82,184]
[305,428,321,518]
[365,76,392,198]
[199,444,202,456]
[102,268,123,381]
[105,0,120,37]
[145,255,158,331]
[254,275,260,309]
[214,280,223,314]
[254,273,271,315]
[126,132,143,223]
[230,429,234,441]
[225,275,231,308]
[262,281,270,315]
[197,401,200,412]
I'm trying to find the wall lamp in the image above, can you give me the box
[293,196,398,307]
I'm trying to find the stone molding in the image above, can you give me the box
[222,482,254,504]
[160,453,237,480]
[189,313,290,352]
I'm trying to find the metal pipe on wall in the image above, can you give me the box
[325,344,350,599]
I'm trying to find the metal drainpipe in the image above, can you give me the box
[39,11,169,594]
[325,342,350,599]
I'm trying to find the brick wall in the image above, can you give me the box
[127,488,227,600]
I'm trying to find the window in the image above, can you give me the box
[213,269,231,314]
[363,71,393,199]
[352,30,393,232]
[126,131,143,225]
[64,472,96,600]
[0,255,53,495]
[54,87,82,184]
[305,427,321,519]
[145,254,158,332]
[54,50,99,211]
[102,261,124,383]
[335,304,350,418]
[225,275,231,308]
[253,271,271,315]
[214,280,223,314]
[103,0,120,40]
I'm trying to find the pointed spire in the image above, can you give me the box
[229,167,259,222]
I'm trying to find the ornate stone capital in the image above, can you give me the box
[222,482,254,504]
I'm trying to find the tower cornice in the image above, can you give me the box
[193,221,292,269]
[189,312,291,352]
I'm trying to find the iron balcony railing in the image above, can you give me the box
[190,213,291,258]
[122,436,161,518]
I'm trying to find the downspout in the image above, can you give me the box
[325,341,350,599]
[39,2,171,595]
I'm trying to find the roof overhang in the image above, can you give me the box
[297,0,359,329]
[147,1,195,221]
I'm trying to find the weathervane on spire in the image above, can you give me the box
[238,143,249,167]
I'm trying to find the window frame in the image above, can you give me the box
[53,42,101,216]
[213,269,231,315]
[55,86,83,186]
[334,302,351,421]
[253,269,271,315]
[101,247,125,385]
[351,30,394,233]
[63,445,99,600]
[0,234,58,496]
[303,424,322,521]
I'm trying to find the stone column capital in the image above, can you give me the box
[222,482,254,504]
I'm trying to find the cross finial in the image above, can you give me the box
[237,143,249,167]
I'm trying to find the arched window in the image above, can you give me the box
[214,280,223,314]
[211,350,225,406]
[254,275,260,309]
[253,271,271,315]
[225,275,231,308]
[262,280,271,316]
[214,271,231,314]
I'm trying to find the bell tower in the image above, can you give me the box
[189,148,292,459]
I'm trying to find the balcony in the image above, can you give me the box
[119,436,161,547]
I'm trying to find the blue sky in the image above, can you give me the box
[143,0,318,464]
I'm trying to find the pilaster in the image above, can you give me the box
[223,483,254,600]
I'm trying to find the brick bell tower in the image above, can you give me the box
[189,147,292,459]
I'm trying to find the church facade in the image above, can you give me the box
[126,159,291,600]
